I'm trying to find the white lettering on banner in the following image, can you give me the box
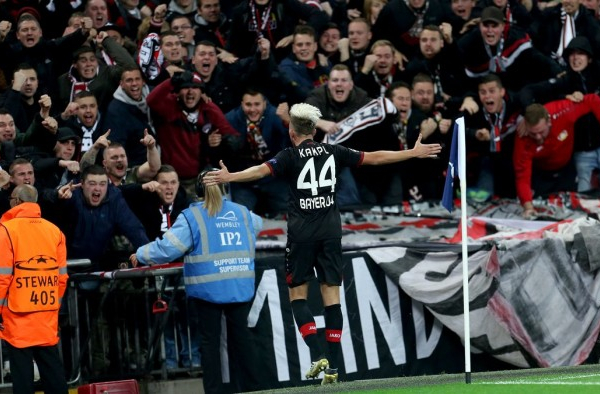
[248,269,290,381]
[339,281,358,374]
[247,257,444,383]
[412,300,443,359]
[353,257,406,368]
[295,285,359,379]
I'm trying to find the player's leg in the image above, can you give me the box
[286,241,327,378]
[316,239,343,385]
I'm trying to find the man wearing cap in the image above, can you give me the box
[458,6,561,92]
[147,70,238,199]
[31,126,84,225]
[531,0,600,69]
[519,36,600,192]
[33,127,82,194]
[56,30,137,113]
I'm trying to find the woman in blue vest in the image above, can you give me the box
[130,170,263,394]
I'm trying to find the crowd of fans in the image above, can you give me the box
[0,0,597,225]
[0,0,599,378]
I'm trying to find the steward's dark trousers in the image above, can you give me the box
[7,342,68,394]
[190,298,261,394]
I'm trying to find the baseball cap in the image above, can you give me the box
[56,127,81,143]
[171,71,204,91]
[481,6,505,24]
[98,23,126,38]
[563,36,594,59]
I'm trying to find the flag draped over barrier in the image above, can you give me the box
[369,217,600,368]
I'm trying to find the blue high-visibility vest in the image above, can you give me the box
[182,200,256,303]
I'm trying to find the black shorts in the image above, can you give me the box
[285,239,343,288]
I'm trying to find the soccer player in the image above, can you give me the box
[203,103,441,384]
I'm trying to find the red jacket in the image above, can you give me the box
[0,202,68,348]
[513,95,600,205]
[147,78,239,179]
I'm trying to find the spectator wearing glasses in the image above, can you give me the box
[171,15,196,58]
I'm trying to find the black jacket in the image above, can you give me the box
[458,25,561,92]
[519,64,600,152]
[0,29,89,99]
[531,5,600,62]
[372,0,451,59]
[227,0,329,62]
[121,183,190,241]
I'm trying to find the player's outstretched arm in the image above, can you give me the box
[362,134,442,165]
[203,160,271,185]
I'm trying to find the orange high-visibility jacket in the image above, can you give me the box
[0,202,68,348]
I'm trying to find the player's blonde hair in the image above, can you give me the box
[290,103,322,135]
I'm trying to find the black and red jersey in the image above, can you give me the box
[266,139,363,242]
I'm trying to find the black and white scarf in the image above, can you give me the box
[405,0,429,39]
[324,97,397,145]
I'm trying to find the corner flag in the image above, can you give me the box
[439,117,472,383]
[441,121,458,212]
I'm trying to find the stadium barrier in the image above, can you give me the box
[0,251,522,390]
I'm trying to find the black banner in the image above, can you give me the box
[227,251,511,390]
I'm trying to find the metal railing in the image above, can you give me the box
[0,261,200,389]
[69,263,202,383]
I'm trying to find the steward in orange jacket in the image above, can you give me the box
[0,184,69,394]
[0,201,68,347]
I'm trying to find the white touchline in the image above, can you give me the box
[477,373,600,385]
[478,382,600,385]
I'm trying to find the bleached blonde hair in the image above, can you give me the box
[289,103,322,135]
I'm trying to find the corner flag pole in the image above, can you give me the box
[456,117,471,384]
